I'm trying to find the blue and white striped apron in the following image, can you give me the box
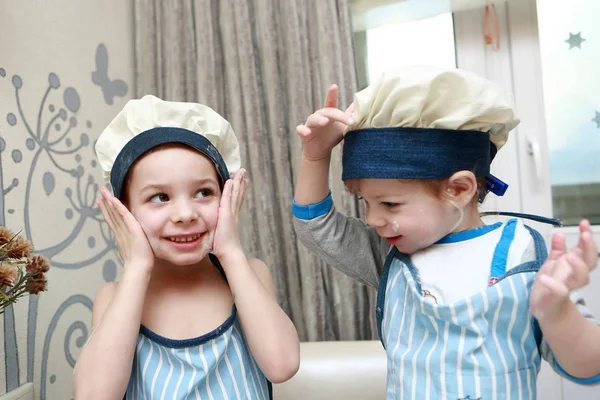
[125,255,272,400]
[376,220,548,400]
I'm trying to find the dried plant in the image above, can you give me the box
[0,227,50,313]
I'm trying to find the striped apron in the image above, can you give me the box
[125,255,272,400]
[376,221,548,400]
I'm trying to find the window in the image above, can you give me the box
[364,13,456,84]
[537,0,600,225]
[353,3,457,89]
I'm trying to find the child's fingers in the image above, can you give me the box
[105,194,134,238]
[98,199,122,258]
[296,125,311,137]
[550,254,573,286]
[100,185,118,203]
[580,219,592,234]
[107,193,129,217]
[564,253,591,289]
[323,84,338,109]
[319,108,354,125]
[579,230,598,269]
[230,170,243,215]
[549,232,567,261]
[549,252,591,292]
[97,198,113,228]
[569,220,590,257]
[99,187,122,226]
[537,232,566,276]
[567,221,597,269]
[305,108,352,129]
[575,220,592,252]
[537,255,556,276]
[97,197,123,244]
[107,193,135,228]
[231,179,239,216]
[345,102,355,117]
[537,274,570,300]
[99,191,121,229]
[220,179,233,213]
[305,113,330,128]
[238,175,248,212]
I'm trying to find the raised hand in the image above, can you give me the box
[566,219,598,269]
[97,186,154,272]
[530,220,598,322]
[296,84,355,161]
[212,169,248,259]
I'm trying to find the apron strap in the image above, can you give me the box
[376,247,399,348]
[488,219,518,286]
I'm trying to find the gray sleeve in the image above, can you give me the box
[539,291,600,383]
[292,203,389,289]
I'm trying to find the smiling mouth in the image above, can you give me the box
[167,233,203,243]
[386,235,403,243]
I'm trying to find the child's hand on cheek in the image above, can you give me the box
[213,169,247,260]
[530,220,598,324]
[97,186,155,273]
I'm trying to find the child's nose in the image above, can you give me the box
[366,209,386,228]
[171,199,198,224]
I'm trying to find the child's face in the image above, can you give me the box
[125,145,221,266]
[353,179,461,254]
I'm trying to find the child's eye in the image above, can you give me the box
[195,189,213,199]
[382,202,397,208]
[149,193,169,203]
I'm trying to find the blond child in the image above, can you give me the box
[293,67,599,399]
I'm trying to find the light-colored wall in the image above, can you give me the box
[0,1,134,398]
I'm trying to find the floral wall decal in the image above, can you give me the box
[0,42,129,398]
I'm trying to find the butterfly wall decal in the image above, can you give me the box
[91,43,128,105]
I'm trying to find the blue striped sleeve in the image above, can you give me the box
[291,193,333,220]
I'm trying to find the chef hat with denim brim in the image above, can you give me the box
[342,66,520,196]
[95,95,241,200]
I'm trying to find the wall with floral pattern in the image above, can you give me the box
[0,1,134,398]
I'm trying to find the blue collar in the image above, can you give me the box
[435,222,503,244]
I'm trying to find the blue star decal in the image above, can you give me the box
[566,32,586,49]
[592,111,600,129]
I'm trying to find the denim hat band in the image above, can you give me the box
[341,127,497,181]
[110,127,230,200]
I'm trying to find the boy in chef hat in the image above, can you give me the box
[73,95,299,399]
[292,66,599,399]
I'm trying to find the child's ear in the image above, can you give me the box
[444,171,478,207]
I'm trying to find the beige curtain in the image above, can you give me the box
[133,0,377,341]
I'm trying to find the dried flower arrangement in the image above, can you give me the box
[0,227,50,313]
